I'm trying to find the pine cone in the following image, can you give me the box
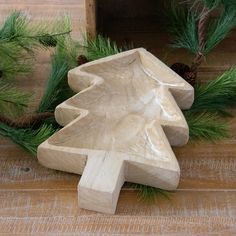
[171,63,190,78]
[171,62,196,87]
[77,55,89,66]
[183,71,196,87]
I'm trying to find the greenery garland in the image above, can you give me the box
[0,11,235,202]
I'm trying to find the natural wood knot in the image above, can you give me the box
[20,167,31,172]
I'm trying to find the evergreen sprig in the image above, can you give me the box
[167,1,236,55]
[0,123,57,155]
[0,11,71,51]
[205,8,236,54]
[0,82,32,118]
[200,0,221,10]
[82,34,123,61]
[133,184,172,203]
[184,112,229,140]
[0,11,71,80]
[167,3,198,54]
[193,0,236,10]
[0,40,32,80]
[189,68,236,115]
[37,39,79,112]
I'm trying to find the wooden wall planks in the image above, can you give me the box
[0,0,236,235]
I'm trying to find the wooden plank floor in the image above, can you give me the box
[0,2,236,235]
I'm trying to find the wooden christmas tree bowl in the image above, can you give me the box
[37,48,194,214]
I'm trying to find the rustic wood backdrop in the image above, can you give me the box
[0,0,236,235]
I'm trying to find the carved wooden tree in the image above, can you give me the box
[38,48,194,214]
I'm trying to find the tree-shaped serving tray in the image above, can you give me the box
[37,48,194,214]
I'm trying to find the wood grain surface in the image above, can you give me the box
[0,0,236,235]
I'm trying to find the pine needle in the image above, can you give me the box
[0,123,57,156]
[166,2,199,54]
[82,34,123,61]
[204,8,236,54]
[189,68,236,115]
[38,35,123,112]
[221,0,236,9]
[0,11,71,80]
[0,41,32,80]
[0,82,32,118]
[200,0,222,10]
[185,111,229,140]
[0,11,71,51]
[200,0,236,9]
[167,1,236,56]
[133,184,172,203]
[37,39,79,112]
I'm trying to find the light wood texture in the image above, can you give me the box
[0,0,236,234]
[0,190,235,235]
[38,48,194,214]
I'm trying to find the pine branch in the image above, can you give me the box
[0,41,32,80]
[37,39,79,112]
[221,0,236,9]
[185,111,229,140]
[82,35,123,61]
[167,2,199,54]
[167,1,236,76]
[0,123,58,156]
[38,35,124,113]
[191,5,210,72]
[200,0,221,10]
[0,11,71,51]
[0,11,71,80]
[183,68,236,141]
[188,68,236,115]
[133,184,172,203]
[0,82,32,118]
[204,7,236,54]
[200,0,236,9]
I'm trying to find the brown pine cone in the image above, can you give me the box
[170,63,196,87]
[77,55,89,66]
[183,71,196,87]
[171,63,190,78]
